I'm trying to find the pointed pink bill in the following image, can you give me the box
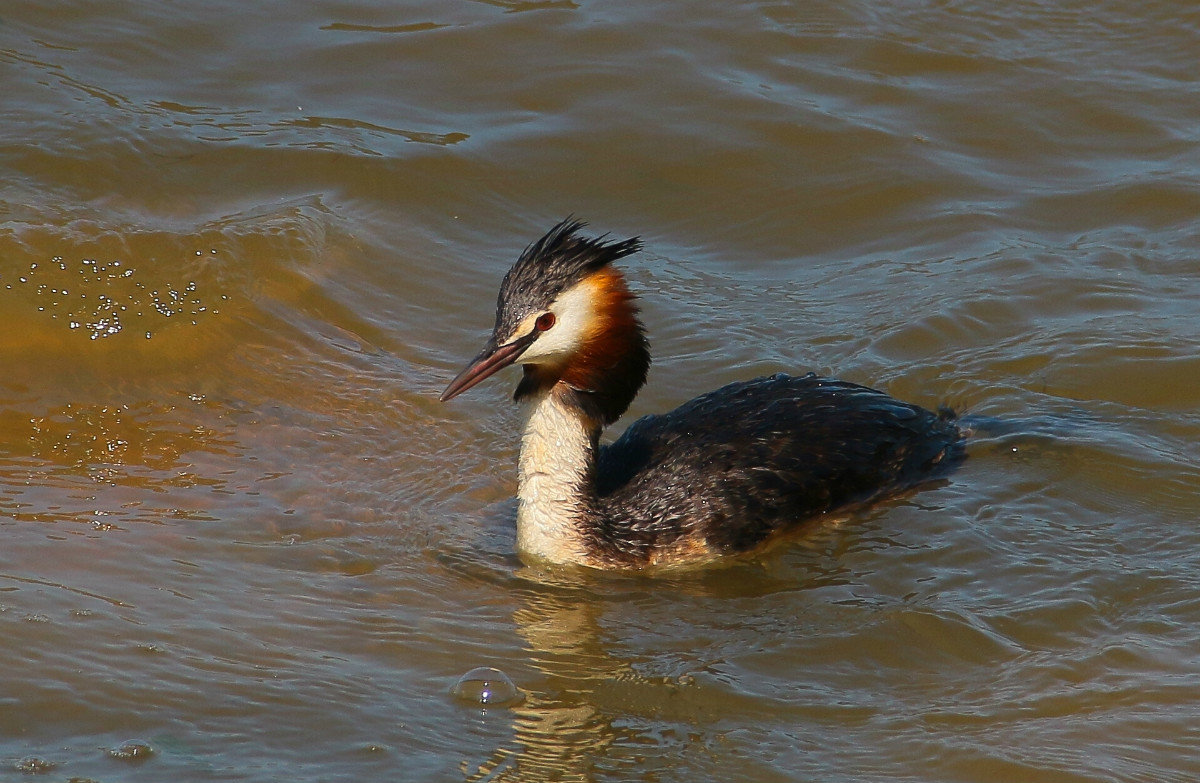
[439,332,537,402]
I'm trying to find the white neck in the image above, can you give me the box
[516,386,596,565]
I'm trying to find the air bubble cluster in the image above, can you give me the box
[14,756,57,774]
[107,739,155,762]
[2,252,227,341]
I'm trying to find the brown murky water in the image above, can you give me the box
[3,1,1199,781]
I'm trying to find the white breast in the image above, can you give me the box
[515,389,593,564]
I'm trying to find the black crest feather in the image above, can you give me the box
[492,218,641,340]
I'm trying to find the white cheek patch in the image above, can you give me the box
[518,283,595,365]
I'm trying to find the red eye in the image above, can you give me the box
[535,312,556,332]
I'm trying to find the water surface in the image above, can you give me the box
[2,1,1199,781]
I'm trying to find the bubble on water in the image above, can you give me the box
[106,739,154,762]
[450,666,523,707]
[9,252,226,341]
[14,755,57,774]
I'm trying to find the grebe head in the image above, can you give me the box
[440,218,649,425]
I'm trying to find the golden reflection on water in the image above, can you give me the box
[3,0,1200,780]
[461,579,706,782]
[454,553,856,782]
[464,593,613,782]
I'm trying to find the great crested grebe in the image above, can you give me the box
[440,219,964,569]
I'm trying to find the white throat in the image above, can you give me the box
[516,386,595,564]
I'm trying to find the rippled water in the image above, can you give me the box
[3,1,1199,781]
